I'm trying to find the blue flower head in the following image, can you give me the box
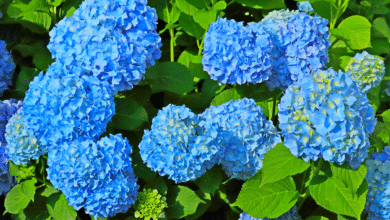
[261,11,330,90]
[47,0,162,95]
[239,206,299,220]
[199,98,281,180]
[202,17,273,85]
[22,62,115,150]
[139,104,222,183]
[278,68,376,168]
[365,148,390,219]
[345,51,385,93]
[5,109,44,165]
[0,40,16,97]
[297,1,314,13]
[0,99,23,145]
[47,134,139,219]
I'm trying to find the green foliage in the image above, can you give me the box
[193,165,224,195]
[234,0,286,9]
[5,181,37,214]
[46,193,77,220]
[210,88,241,106]
[144,176,168,197]
[111,98,148,131]
[165,185,205,219]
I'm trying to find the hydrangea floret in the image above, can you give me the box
[5,109,43,165]
[199,98,281,180]
[297,1,314,13]
[47,134,139,219]
[133,188,167,220]
[278,68,376,168]
[239,205,299,220]
[345,51,385,93]
[365,146,390,219]
[0,40,16,97]
[139,104,222,183]
[202,17,273,85]
[264,12,330,90]
[47,0,162,95]
[22,61,115,150]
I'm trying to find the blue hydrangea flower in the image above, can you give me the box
[365,147,390,219]
[345,51,385,94]
[139,104,222,183]
[261,11,330,90]
[0,99,23,145]
[202,17,273,85]
[5,109,44,165]
[22,61,115,150]
[199,98,281,180]
[0,40,16,97]
[278,68,376,168]
[239,205,299,220]
[297,1,314,13]
[47,0,162,95]
[47,134,139,219]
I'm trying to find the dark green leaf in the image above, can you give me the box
[16,194,51,220]
[201,79,220,101]
[188,63,210,80]
[262,143,310,185]
[194,165,223,195]
[366,38,390,55]
[111,98,148,131]
[132,149,157,182]
[306,217,330,220]
[178,49,198,68]
[144,176,168,196]
[372,17,390,39]
[184,0,211,9]
[33,48,54,71]
[46,193,77,220]
[178,13,205,40]
[46,0,62,6]
[14,67,40,98]
[58,0,83,18]
[166,185,205,219]
[235,0,286,9]
[367,85,381,113]
[5,184,32,214]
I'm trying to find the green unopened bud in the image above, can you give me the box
[133,188,167,220]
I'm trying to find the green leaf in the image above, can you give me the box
[46,0,62,6]
[194,165,223,195]
[306,217,330,220]
[309,175,366,219]
[174,31,196,46]
[33,48,54,71]
[15,11,52,34]
[309,0,348,26]
[132,149,157,181]
[14,67,40,97]
[366,37,390,55]
[330,163,367,194]
[5,184,32,214]
[144,62,195,94]
[184,190,212,220]
[58,0,83,18]
[21,178,37,201]
[144,176,168,196]
[261,143,310,185]
[339,56,352,70]
[367,84,381,113]
[9,161,20,177]
[212,1,227,10]
[178,49,198,68]
[119,85,152,107]
[46,193,77,220]
[210,88,241,106]
[40,185,59,197]
[7,0,52,18]
[176,0,199,16]
[178,13,205,40]
[188,63,210,80]
[381,109,390,122]
[330,15,371,50]
[183,0,211,9]
[165,185,205,219]
[193,9,217,30]
[372,17,390,39]
[234,172,299,218]
[147,0,171,23]
[234,0,286,9]
[111,98,148,131]
[201,79,221,101]
[15,194,51,220]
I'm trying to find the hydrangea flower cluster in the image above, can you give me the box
[365,147,390,219]
[133,188,167,220]
[0,40,16,97]
[278,68,376,168]
[22,61,115,149]
[202,17,273,85]
[344,51,385,93]
[5,109,43,165]
[47,0,162,95]
[297,1,314,13]
[0,99,22,195]
[264,12,331,90]
[239,205,299,220]
[47,134,139,219]
[139,104,222,183]
[199,98,281,180]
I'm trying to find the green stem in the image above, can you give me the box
[271,94,277,122]
[297,160,324,211]
[198,38,204,56]
[170,28,175,62]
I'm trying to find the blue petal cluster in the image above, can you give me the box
[0,40,16,97]
[47,0,162,95]
[0,99,21,195]
[297,1,314,13]
[22,61,115,150]
[239,206,299,220]
[345,51,385,93]
[278,68,376,168]
[365,147,390,219]
[139,104,222,183]
[202,17,273,85]
[199,98,281,180]
[47,134,139,219]
[5,109,44,165]
[261,11,330,90]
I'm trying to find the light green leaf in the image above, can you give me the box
[330,163,367,194]
[235,0,286,9]
[372,17,390,39]
[330,15,371,50]
[111,98,148,131]
[176,0,199,16]
[184,0,212,9]
[339,56,352,70]
[15,194,51,220]
[40,185,59,197]
[193,9,217,30]
[262,143,310,185]
[21,178,37,202]
[178,49,198,68]
[210,88,241,106]
[165,185,205,219]
[212,1,226,10]
[178,13,205,40]
[46,0,62,6]
[234,172,299,218]
[46,193,77,220]
[184,190,212,220]
[5,184,32,214]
